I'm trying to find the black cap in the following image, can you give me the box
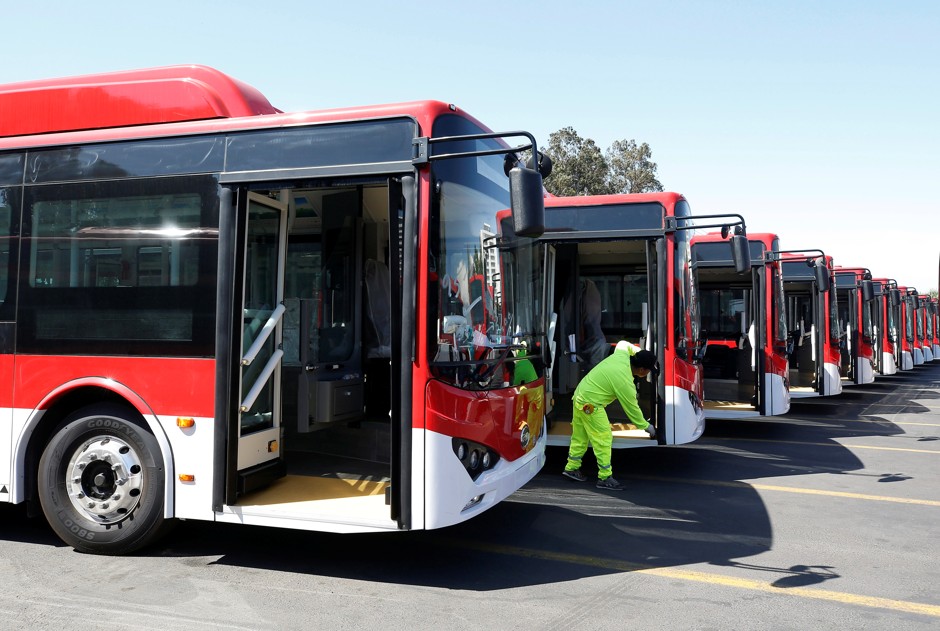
[633,350,659,373]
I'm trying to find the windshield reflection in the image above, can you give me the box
[428,145,544,390]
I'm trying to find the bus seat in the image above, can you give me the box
[363,259,391,358]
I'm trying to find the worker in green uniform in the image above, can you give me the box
[562,341,658,490]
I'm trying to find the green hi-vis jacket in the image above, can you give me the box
[573,341,650,430]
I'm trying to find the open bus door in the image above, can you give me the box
[871,281,884,374]
[544,237,659,446]
[220,179,407,526]
[752,260,768,414]
[543,244,557,415]
[230,191,290,497]
[782,253,839,397]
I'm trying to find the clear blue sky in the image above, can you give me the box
[4,1,938,291]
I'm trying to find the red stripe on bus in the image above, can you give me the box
[10,355,216,418]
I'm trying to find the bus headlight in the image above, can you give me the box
[451,438,500,480]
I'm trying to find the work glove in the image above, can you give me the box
[645,423,656,439]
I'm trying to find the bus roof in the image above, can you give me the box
[543,191,686,213]
[834,266,872,278]
[0,65,478,151]
[781,251,831,263]
[692,231,778,248]
[0,65,281,138]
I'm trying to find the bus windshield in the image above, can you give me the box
[905,298,915,341]
[428,118,544,390]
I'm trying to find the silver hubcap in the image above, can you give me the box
[66,436,144,525]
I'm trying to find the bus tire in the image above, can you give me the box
[38,403,169,555]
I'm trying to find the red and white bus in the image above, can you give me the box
[930,298,940,360]
[691,232,789,418]
[781,251,842,398]
[833,267,877,385]
[897,285,924,370]
[0,65,552,554]
[541,193,748,447]
[915,294,934,362]
[872,278,902,374]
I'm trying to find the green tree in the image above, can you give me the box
[606,139,664,194]
[542,127,610,196]
[542,127,664,196]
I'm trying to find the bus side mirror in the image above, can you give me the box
[890,289,901,307]
[814,263,831,293]
[509,166,545,238]
[730,234,751,274]
[860,280,874,302]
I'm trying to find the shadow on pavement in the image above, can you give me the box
[1,365,936,592]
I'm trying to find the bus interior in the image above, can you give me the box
[784,279,823,395]
[547,239,658,444]
[697,266,760,413]
[236,181,397,524]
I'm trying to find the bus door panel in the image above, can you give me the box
[787,290,815,388]
[645,239,662,428]
[296,191,364,432]
[751,266,766,412]
[543,244,556,411]
[813,289,826,390]
[838,289,854,380]
[237,192,289,471]
[0,324,12,499]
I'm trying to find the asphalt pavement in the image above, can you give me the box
[1,365,938,630]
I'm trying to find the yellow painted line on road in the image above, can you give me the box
[707,436,940,454]
[633,475,940,507]
[467,542,940,618]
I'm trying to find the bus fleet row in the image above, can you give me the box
[540,194,938,453]
[0,65,934,555]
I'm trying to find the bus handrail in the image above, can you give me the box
[241,303,286,367]
[240,349,284,412]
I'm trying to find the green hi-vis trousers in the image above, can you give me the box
[564,402,613,480]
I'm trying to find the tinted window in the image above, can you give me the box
[225,119,416,172]
[0,153,24,185]
[674,216,698,356]
[20,176,219,355]
[0,187,17,319]
[27,137,225,183]
[545,202,664,233]
[693,240,764,266]
[834,273,857,288]
[782,260,817,280]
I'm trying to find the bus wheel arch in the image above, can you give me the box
[36,401,172,555]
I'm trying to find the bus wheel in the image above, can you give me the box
[38,404,169,555]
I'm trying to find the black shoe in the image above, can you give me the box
[562,469,588,482]
[596,476,624,490]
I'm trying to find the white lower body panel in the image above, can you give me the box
[822,362,843,396]
[666,385,705,445]
[881,352,898,375]
[902,350,914,370]
[855,357,875,384]
[422,427,545,530]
